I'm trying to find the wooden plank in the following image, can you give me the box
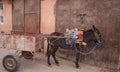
[0,34,41,52]
[25,13,39,33]
[12,0,24,32]
[25,0,40,12]
[24,0,40,33]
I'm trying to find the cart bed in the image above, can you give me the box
[0,34,44,52]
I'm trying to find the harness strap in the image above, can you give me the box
[74,42,102,55]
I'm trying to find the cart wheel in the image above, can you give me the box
[22,51,33,59]
[2,55,19,72]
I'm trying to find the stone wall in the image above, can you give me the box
[55,0,120,69]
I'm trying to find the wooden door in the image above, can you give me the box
[12,0,24,32]
[24,0,40,33]
[12,0,40,33]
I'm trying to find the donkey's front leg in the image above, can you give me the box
[75,52,80,68]
[47,52,51,66]
[52,47,59,65]
[52,54,59,65]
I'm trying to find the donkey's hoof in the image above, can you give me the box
[56,61,59,65]
[48,63,51,66]
[76,65,80,69]
[48,64,52,68]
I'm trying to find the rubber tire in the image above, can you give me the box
[22,51,33,59]
[2,55,19,72]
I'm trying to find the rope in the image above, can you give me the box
[39,35,64,38]
[74,43,102,55]
[46,35,67,46]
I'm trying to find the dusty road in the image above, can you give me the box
[0,48,102,72]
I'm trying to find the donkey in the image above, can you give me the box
[46,25,102,68]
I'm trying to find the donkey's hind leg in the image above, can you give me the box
[75,44,80,68]
[75,52,80,68]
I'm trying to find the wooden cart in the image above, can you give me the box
[0,33,45,72]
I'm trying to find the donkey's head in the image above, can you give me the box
[83,25,103,46]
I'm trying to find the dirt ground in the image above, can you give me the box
[0,48,114,72]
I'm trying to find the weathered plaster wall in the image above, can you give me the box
[0,0,57,34]
[41,0,56,34]
[0,0,12,34]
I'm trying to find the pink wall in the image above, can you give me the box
[0,0,12,34]
[41,0,56,34]
[0,0,56,34]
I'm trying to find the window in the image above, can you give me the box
[0,1,4,25]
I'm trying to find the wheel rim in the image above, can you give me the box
[5,58,16,69]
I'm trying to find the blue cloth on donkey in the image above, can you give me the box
[65,29,77,47]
